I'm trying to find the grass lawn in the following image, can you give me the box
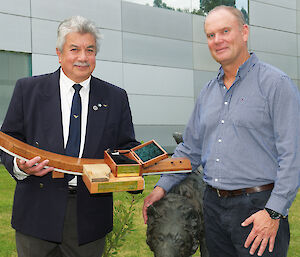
[0,165,299,257]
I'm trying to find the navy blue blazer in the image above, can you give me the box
[0,69,139,245]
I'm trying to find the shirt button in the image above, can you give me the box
[218,139,222,143]
[215,179,218,182]
[223,86,226,89]
[224,101,228,105]
[216,158,220,162]
[221,120,225,124]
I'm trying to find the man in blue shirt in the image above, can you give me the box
[143,5,300,257]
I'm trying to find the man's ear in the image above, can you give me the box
[56,48,62,63]
[242,24,249,42]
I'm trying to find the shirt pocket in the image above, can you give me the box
[231,96,267,129]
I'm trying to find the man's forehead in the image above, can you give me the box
[64,32,96,44]
[205,9,237,30]
[65,32,95,40]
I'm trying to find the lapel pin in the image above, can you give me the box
[94,103,108,110]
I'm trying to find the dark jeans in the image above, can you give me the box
[16,194,105,257]
[203,187,290,257]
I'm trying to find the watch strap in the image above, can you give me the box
[265,208,283,219]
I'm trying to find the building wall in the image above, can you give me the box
[0,0,299,152]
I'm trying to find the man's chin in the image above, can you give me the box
[213,54,230,65]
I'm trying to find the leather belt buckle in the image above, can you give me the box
[210,183,274,198]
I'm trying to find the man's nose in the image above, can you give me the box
[214,33,223,44]
[78,50,88,60]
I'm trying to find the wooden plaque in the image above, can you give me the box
[82,165,144,194]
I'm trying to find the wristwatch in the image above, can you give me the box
[265,208,283,219]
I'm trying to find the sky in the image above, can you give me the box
[236,0,248,10]
[125,0,248,12]
[126,0,194,10]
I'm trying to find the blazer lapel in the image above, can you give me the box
[40,69,65,154]
[83,77,109,158]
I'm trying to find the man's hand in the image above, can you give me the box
[143,186,166,224]
[17,156,54,176]
[242,209,280,256]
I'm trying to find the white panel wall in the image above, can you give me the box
[193,15,206,44]
[0,13,31,53]
[32,54,60,76]
[193,43,219,71]
[123,63,193,97]
[123,32,193,69]
[129,95,194,125]
[249,27,297,56]
[31,0,122,30]
[252,0,296,9]
[250,1,296,32]
[93,61,123,88]
[32,19,59,55]
[298,35,300,55]
[0,0,30,16]
[249,0,299,81]
[297,10,300,34]
[122,1,192,41]
[98,29,122,62]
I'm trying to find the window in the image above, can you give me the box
[0,51,31,124]
[123,0,249,23]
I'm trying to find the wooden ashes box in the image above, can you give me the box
[104,140,168,177]
[104,149,141,177]
[131,140,168,168]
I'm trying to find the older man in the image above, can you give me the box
[143,5,300,257]
[1,16,138,257]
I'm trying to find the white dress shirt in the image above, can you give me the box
[13,68,91,186]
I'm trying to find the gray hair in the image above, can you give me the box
[56,16,101,54]
[206,5,246,28]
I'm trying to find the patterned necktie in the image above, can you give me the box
[65,84,82,157]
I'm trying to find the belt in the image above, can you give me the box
[68,186,77,195]
[208,183,274,198]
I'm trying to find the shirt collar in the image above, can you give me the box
[217,52,259,84]
[60,68,91,91]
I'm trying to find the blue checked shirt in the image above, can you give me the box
[157,53,300,216]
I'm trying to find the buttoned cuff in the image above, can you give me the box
[265,194,290,217]
[155,173,188,193]
[13,157,29,180]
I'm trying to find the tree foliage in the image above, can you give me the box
[153,0,175,10]
[241,7,249,24]
[151,0,248,23]
[200,0,236,14]
[102,194,143,257]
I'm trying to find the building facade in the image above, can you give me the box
[0,0,299,152]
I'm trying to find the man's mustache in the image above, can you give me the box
[74,62,90,67]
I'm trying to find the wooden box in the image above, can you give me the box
[131,140,168,168]
[104,140,168,177]
[104,149,141,177]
